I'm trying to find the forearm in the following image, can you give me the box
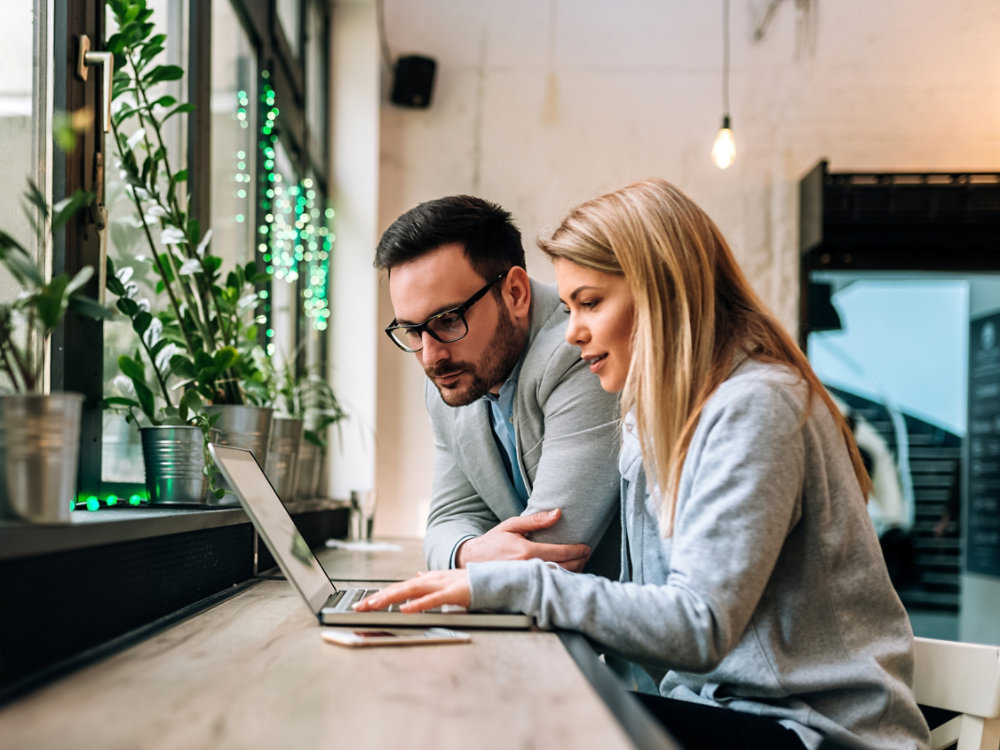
[424,513,494,570]
[424,391,500,569]
[467,559,734,671]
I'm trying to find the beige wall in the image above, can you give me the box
[327,0,382,502]
[368,0,1000,538]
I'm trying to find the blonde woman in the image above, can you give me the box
[357,179,930,750]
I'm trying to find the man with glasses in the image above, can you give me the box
[375,195,621,577]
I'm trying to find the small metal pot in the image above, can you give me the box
[0,392,84,523]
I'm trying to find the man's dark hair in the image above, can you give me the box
[374,195,525,282]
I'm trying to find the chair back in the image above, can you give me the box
[913,636,1000,750]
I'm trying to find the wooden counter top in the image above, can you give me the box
[0,538,676,749]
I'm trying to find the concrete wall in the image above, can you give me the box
[370,0,1000,539]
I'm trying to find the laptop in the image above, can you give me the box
[208,443,536,629]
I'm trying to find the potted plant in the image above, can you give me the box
[241,347,347,501]
[292,370,347,500]
[103,0,274,499]
[252,351,305,503]
[103,256,222,503]
[0,183,112,522]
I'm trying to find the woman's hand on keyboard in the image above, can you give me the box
[353,570,470,613]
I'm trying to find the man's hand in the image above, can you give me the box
[354,570,471,613]
[455,508,591,572]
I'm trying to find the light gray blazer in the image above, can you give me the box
[423,280,622,577]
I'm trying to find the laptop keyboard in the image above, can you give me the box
[327,588,403,612]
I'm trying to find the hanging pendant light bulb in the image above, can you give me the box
[712,114,736,169]
[712,0,735,169]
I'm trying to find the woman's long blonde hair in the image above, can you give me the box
[540,178,871,536]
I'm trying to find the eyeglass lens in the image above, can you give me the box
[390,311,469,351]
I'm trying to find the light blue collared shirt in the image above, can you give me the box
[483,360,528,505]
[449,359,528,569]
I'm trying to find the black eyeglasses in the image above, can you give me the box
[385,272,508,353]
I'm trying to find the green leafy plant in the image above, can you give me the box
[103,256,230,500]
[103,255,203,425]
[105,0,269,406]
[0,184,112,394]
[297,374,347,450]
[251,346,347,448]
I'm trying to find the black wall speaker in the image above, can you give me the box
[390,55,437,109]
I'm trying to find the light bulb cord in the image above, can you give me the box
[722,0,730,118]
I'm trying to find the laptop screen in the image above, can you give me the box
[209,443,335,614]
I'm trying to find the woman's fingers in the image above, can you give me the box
[398,589,460,613]
[353,570,470,612]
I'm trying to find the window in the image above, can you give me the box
[799,161,1000,642]
[305,0,328,164]
[93,0,333,492]
[101,0,190,483]
[210,0,257,272]
[276,0,303,60]
[0,0,340,699]
[264,137,301,363]
[0,1,51,393]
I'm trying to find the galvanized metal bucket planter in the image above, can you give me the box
[0,392,83,523]
[264,416,303,502]
[140,425,208,504]
[204,405,273,503]
[294,438,322,500]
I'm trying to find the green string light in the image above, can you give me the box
[234,91,251,227]
[258,72,277,324]
[72,491,149,511]
[255,71,333,333]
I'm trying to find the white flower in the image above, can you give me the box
[142,317,163,348]
[144,205,168,223]
[195,228,213,257]
[115,266,134,285]
[113,374,136,398]
[154,343,179,372]
[126,128,146,152]
[178,258,201,276]
[127,185,152,202]
[160,227,185,245]
[237,293,258,311]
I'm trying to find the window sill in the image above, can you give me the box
[0,497,350,700]
[0,498,350,562]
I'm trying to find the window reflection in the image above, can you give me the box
[305,0,327,155]
[0,2,48,392]
[808,271,1000,642]
[276,0,301,58]
[210,0,256,271]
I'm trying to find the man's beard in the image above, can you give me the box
[425,303,526,407]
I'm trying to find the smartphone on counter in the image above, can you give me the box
[321,627,471,648]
